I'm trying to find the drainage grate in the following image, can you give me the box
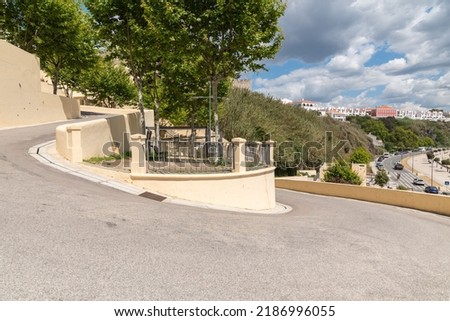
[139,191,166,202]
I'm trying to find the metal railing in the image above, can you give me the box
[146,139,234,174]
[245,142,271,171]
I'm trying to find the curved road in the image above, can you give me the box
[1,121,450,300]
[382,153,427,191]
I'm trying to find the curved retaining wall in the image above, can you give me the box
[132,167,276,211]
[56,109,142,162]
[276,178,450,217]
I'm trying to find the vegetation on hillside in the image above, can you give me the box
[220,89,373,173]
[347,115,450,151]
[349,147,372,165]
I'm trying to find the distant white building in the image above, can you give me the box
[326,107,370,121]
[396,108,445,121]
[281,98,293,104]
[292,98,448,122]
[292,99,327,116]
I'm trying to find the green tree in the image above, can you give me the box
[4,0,35,49]
[374,169,389,187]
[146,0,286,141]
[85,0,160,133]
[386,127,419,150]
[5,0,97,94]
[417,136,435,147]
[79,60,137,108]
[348,116,389,141]
[323,162,362,185]
[0,1,5,40]
[349,147,372,165]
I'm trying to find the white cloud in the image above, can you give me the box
[252,0,450,109]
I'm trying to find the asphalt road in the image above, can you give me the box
[381,154,426,191]
[1,121,450,300]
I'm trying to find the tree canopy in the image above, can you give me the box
[4,0,97,94]
[145,0,286,140]
[85,0,159,132]
[348,116,450,150]
[349,147,372,165]
[4,0,287,139]
[78,59,137,108]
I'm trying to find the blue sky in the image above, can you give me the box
[247,0,450,111]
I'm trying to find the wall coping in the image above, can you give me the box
[131,166,275,181]
[276,178,450,217]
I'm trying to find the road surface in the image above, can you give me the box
[1,121,450,300]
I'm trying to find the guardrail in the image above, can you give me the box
[146,140,234,174]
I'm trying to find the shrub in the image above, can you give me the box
[374,169,389,187]
[323,162,362,185]
[349,147,372,165]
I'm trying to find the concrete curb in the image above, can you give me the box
[29,140,144,195]
[29,141,292,215]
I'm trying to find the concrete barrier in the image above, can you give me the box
[276,178,450,217]
[132,167,276,210]
[56,109,148,162]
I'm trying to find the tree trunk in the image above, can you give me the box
[136,76,146,134]
[52,69,59,95]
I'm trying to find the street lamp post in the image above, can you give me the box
[431,157,434,186]
[192,81,212,142]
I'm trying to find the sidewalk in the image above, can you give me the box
[403,151,450,192]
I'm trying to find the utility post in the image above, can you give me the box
[431,157,435,186]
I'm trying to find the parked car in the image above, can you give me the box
[424,186,439,194]
[413,178,425,186]
[393,162,404,170]
[376,161,384,170]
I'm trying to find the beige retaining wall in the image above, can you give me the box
[132,167,276,210]
[276,178,450,217]
[0,41,80,128]
[56,109,149,162]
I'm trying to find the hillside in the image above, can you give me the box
[347,115,450,151]
[220,89,373,171]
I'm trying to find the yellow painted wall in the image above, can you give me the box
[276,178,450,217]
[132,167,276,210]
[0,41,80,128]
[56,110,145,162]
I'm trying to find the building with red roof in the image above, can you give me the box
[367,105,397,118]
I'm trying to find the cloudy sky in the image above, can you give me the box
[248,0,450,110]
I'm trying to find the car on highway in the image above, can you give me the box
[393,162,404,170]
[424,186,439,194]
[413,178,425,186]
